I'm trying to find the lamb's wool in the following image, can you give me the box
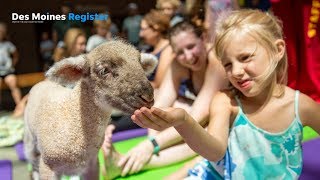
[24,40,157,179]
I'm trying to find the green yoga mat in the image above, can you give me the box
[99,136,189,180]
[303,126,319,142]
[98,126,319,180]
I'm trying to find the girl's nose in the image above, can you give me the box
[232,63,245,78]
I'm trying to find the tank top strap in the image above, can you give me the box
[294,90,301,122]
[235,96,243,110]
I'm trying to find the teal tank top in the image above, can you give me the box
[204,91,303,179]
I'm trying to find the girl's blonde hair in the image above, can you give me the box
[214,9,288,96]
[53,28,86,62]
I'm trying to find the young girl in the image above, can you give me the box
[0,22,21,106]
[86,17,111,52]
[131,9,320,179]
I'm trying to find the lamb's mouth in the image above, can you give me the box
[108,100,142,114]
[106,95,154,114]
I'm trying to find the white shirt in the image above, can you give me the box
[86,35,107,52]
[0,41,16,75]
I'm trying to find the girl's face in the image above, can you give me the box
[171,31,206,71]
[160,2,175,18]
[71,35,86,56]
[221,34,271,97]
[139,20,159,46]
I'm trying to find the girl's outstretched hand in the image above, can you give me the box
[131,107,186,131]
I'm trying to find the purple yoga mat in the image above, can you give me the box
[15,141,26,161]
[0,160,12,180]
[300,138,320,180]
[112,128,147,142]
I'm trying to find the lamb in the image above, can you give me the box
[23,40,157,179]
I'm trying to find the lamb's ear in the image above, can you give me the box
[140,53,158,76]
[46,55,89,86]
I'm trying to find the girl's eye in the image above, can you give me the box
[240,55,250,61]
[223,63,232,69]
[240,54,254,62]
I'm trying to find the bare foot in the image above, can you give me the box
[11,104,24,118]
[11,94,29,119]
[101,124,122,179]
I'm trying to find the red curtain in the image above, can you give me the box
[272,0,320,102]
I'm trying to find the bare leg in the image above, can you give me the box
[101,124,122,180]
[12,94,29,118]
[4,75,22,105]
[164,156,203,180]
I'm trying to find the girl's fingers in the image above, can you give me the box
[129,161,140,175]
[105,124,115,134]
[137,163,144,173]
[151,107,172,122]
[135,109,161,130]
[118,154,129,167]
[131,115,147,128]
[140,107,169,128]
[122,156,135,176]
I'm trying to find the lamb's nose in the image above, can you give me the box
[140,94,154,107]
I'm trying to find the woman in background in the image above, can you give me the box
[52,28,86,62]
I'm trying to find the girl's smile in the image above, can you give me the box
[238,79,253,90]
[171,31,206,71]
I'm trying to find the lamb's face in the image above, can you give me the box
[87,41,154,114]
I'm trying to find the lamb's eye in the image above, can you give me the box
[98,68,110,76]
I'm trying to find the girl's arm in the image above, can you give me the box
[300,93,320,133]
[154,60,185,108]
[151,46,174,89]
[133,91,231,162]
[189,51,226,125]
